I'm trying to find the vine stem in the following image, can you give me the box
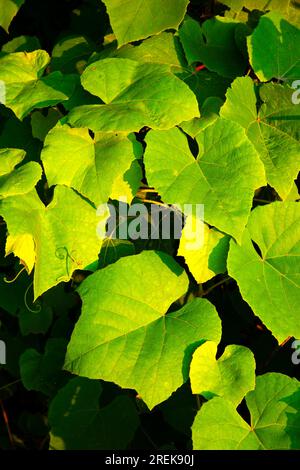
[201,276,231,297]
[0,400,14,448]
[0,379,21,392]
[253,198,274,204]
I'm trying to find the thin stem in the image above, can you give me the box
[138,188,158,193]
[0,379,21,392]
[0,400,14,448]
[142,199,167,208]
[202,276,231,297]
[253,198,274,204]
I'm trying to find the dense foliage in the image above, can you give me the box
[0,0,299,451]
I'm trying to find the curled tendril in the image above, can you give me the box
[4,267,26,284]
[24,282,42,313]
[55,246,80,282]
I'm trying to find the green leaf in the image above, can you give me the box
[20,338,67,395]
[51,35,95,74]
[220,76,300,199]
[0,148,25,176]
[65,251,221,409]
[67,58,200,132]
[192,373,300,449]
[2,35,41,53]
[228,202,300,342]
[220,0,291,14]
[0,161,42,199]
[0,269,30,315]
[19,305,53,336]
[98,238,136,269]
[144,120,266,241]
[0,186,107,300]
[30,108,63,141]
[0,50,75,119]
[102,0,189,47]
[190,341,256,406]
[247,11,300,81]
[179,17,247,78]
[0,148,42,199]
[110,32,185,71]
[178,68,231,109]
[41,123,142,206]
[0,0,24,33]
[49,377,139,449]
[178,216,229,283]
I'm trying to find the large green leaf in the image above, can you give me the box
[178,216,229,283]
[0,0,24,33]
[0,148,41,199]
[144,120,266,241]
[247,11,300,81]
[220,76,300,199]
[67,58,199,132]
[102,0,189,47]
[41,123,142,206]
[0,50,75,119]
[0,186,107,300]
[65,251,222,409]
[179,17,247,78]
[190,341,256,406]
[49,377,139,449]
[192,373,300,449]
[228,202,300,342]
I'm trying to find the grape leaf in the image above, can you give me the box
[41,123,142,206]
[220,0,291,14]
[64,251,222,409]
[192,373,300,449]
[144,119,266,241]
[190,341,256,406]
[51,35,95,74]
[220,76,300,199]
[0,159,42,199]
[0,0,24,33]
[31,108,62,141]
[2,35,41,53]
[0,50,75,119]
[228,202,300,342]
[20,338,67,395]
[102,0,189,47]
[0,148,25,176]
[0,186,108,300]
[111,32,185,71]
[179,17,247,78]
[49,377,139,450]
[178,216,229,283]
[67,58,200,132]
[247,11,300,81]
